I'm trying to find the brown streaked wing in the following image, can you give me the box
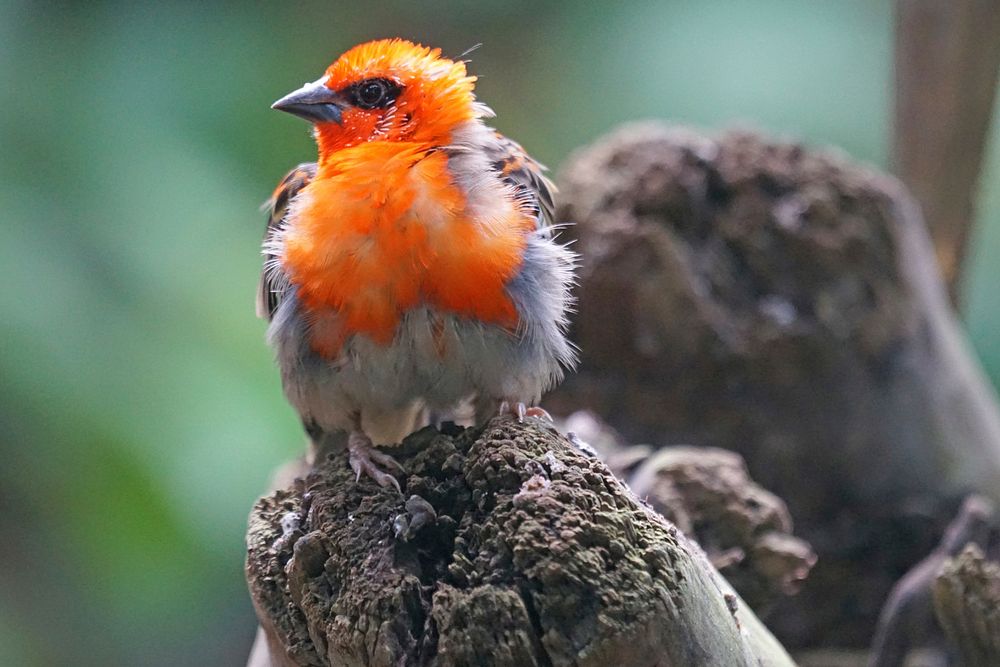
[485,131,556,227]
[256,162,316,320]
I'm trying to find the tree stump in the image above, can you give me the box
[245,418,794,666]
[549,123,1000,647]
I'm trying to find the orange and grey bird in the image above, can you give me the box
[259,39,576,489]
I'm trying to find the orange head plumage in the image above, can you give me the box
[270,39,531,355]
[272,39,484,157]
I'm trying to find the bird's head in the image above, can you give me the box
[272,39,485,155]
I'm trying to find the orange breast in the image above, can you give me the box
[281,143,532,358]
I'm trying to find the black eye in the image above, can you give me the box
[351,78,399,109]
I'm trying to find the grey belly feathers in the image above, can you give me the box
[267,230,576,445]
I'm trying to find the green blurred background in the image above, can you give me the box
[1,1,997,664]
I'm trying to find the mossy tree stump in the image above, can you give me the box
[246,418,794,666]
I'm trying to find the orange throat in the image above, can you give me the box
[281,142,532,358]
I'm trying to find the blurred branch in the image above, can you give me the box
[869,496,999,667]
[893,0,1000,307]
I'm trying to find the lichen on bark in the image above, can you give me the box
[246,418,794,666]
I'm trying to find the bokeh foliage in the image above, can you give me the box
[0,1,997,664]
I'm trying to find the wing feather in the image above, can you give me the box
[483,131,556,227]
[256,163,316,320]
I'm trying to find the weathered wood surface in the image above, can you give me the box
[567,419,817,615]
[246,418,795,666]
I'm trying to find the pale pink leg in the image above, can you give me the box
[497,401,553,423]
[347,414,403,493]
[523,406,553,421]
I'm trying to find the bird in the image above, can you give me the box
[259,38,577,490]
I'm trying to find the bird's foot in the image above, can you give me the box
[498,401,553,423]
[348,430,404,493]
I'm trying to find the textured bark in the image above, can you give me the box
[933,544,1000,667]
[628,446,816,613]
[894,0,1000,302]
[564,411,816,613]
[246,418,795,666]
[550,123,1000,648]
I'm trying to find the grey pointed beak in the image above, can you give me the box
[271,77,345,124]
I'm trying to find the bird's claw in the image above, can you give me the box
[348,431,403,493]
[498,401,553,423]
[524,406,553,421]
